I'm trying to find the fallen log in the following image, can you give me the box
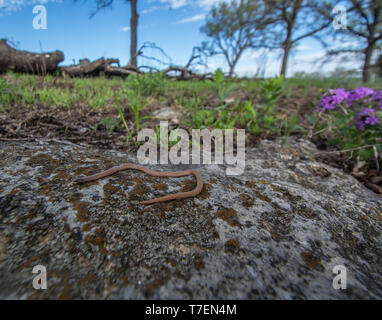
[162,66,211,80]
[105,65,139,76]
[0,39,64,74]
[0,38,209,79]
[60,58,140,77]
[60,58,119,77]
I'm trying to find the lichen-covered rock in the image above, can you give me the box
[0,138,381,299]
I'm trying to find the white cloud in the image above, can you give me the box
[0,0,61,13]
[120,26,130,32]
[295,44,312,51]
[158,0,224,10]
[176,13,205,24]
[142,6,160,14]
[119,24,153,32]
[196,0,225,9]
[159,0,188,9]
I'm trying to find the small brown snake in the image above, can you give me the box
[75,163,203,205]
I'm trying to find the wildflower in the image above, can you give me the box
[370,90,382,110]
[347,87,375,107]
[365,115,379,125]
[315,88,348,113]
[354,107,380,130]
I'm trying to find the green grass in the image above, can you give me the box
[1,71,381,164]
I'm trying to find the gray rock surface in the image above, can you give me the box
[0,138,381,299]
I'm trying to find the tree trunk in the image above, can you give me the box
[228,47,245,77]
[280,27,293,77]
[129,0,138,67]
[280,2,298,78]
[362,45,374,83]
[228,64,235,77]
[0,39,64,74]
[280,44,291,77]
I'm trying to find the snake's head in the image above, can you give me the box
[75,177,86,184]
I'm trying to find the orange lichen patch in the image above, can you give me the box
[103,182,126,202]
[20,255,40,270]
[69,192,91,222]
[14,215,23,224]
[77,273,97,285]
[270,184,281,193]
[59,285,73,300]
[74,166,100,177]
[150,200,180,217]
[84,227,107,254]
[215,208,242,228]
[174,268,191,282]
[296,207,319,220]
[308,166,331,178]
[112,251,121,257]
[224,239,240,253]
[199,183,212,200]
[142,175,156,184]
[73,201,90,222]
[245,181,257,188]
[63,223,71,233]
[227,185,238,192]
[246,180,269,188]
[179,178,198,192]
[252,189,271,202]
[27,153,63,176]
[151,182,168,192]
[38,231,53,247]
[145,268,170,297]
[51,169,70,183]
[9,188,21,195]
[146,278,168,297]
[81,223,93,232]
[17,168,28,175]
[38,184,51,197]
[202,217,220,239]
[239,193,254,208]
[27,211,36,221]
[166,257,178,267]
[371,207,382,222]
[301,251,321,269]
[69,192,83,203]
[127,178,151,203]
[116,177,135,189]
[193,253,205,270]
[0,234,9,261]
[269,229,279,241]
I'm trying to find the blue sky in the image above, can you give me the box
[1,0,359,77]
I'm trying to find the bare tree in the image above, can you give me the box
[200,0,268,77]
[263,0,333,77]
[75,0,139,67]
[327,0,382,83]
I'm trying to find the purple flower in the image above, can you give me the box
[347,87,375,107]
[354,107,380,130]
[358,107,375,117]
[370,90,382,110]
[365,115,379,125]
[315,88,348,113]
